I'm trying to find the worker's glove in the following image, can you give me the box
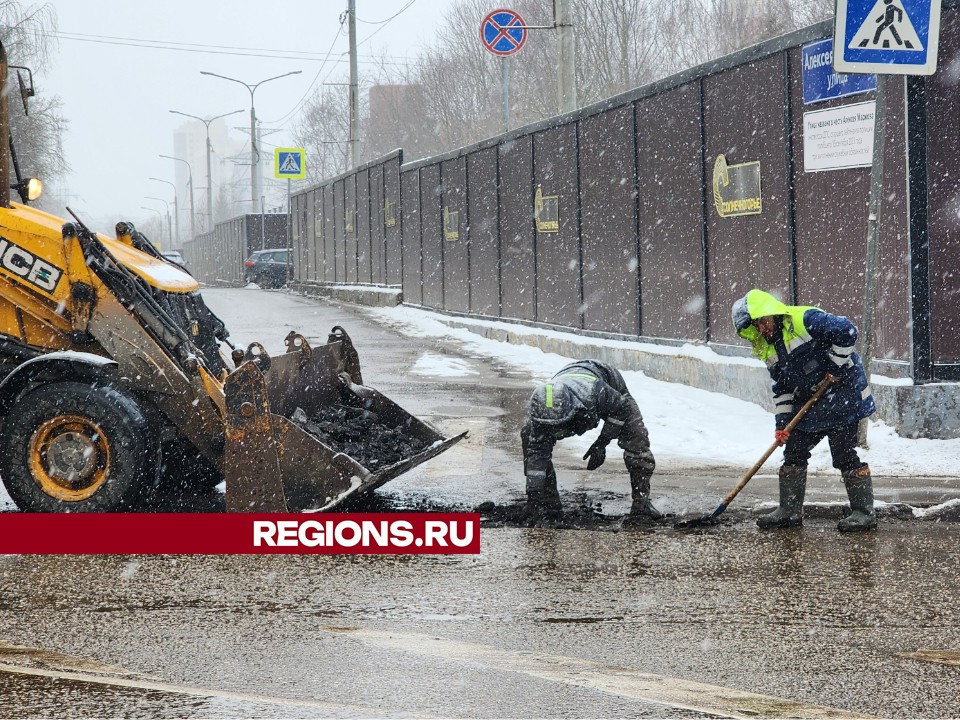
[774,429,790,447]
[583,439,607,470]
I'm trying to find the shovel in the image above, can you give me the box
[674,375,836,529]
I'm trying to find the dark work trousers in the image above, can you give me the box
[782,422,864,473]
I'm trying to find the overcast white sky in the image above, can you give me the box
[38,0,447,235]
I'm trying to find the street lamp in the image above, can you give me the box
[144,196,172,248]
[199,69,301,212]
[169,108,244,231]
[149,177,179,248]
[159,154,195,241]
[139,206,164,244]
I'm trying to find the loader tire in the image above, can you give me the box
[0,381,160,512]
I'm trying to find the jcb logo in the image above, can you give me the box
[0,236,63,293]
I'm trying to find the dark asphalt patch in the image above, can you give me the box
[292,404,430,469]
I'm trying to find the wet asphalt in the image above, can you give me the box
[0,287,958,719]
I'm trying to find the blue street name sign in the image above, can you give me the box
[834,0,941,75]
[802,38,877,104]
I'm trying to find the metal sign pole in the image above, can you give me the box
[858,74,887,448]
[501,56,510,132]
[287,178,293,281]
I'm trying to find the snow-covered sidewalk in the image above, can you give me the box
[366,304,960,479]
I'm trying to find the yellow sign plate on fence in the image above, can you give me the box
[275,148,306,179]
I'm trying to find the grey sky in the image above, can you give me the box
[40,0,446,234]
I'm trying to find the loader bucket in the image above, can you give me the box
[223,328,466,512]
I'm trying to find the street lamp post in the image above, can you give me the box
[160,154,195,241]
[149,177,179,247]
[145,196,172,248]
[169,108,244,232]
[199,69,301,212]
[139,206,164,245]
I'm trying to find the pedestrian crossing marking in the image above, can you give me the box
[849,0,923,51]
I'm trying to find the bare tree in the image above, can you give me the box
[293,85,354,184]
[788,0,834,28]
[297,0,834,183]
[575,0,665,102]
[0,2,67,208]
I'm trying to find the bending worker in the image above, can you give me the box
[521,359,662,520]
[732,289,877,532]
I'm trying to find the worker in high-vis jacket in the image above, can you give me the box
[521,359,661,521]
[732,289,877,532]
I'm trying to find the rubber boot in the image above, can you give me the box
[757,465,806,529]
[625,469,663,522]
[838,465,878,532]
[526,470,562,515]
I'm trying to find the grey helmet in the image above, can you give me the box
[529,380,578,425]
[731,294,752,333]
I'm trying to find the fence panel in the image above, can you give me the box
[306,188,324,281]
[580,105,638,336]
[323,186,336,282]
[499,136,536,321]
[357,169,371,283]
[441,157,469,313]
[533,125,581,329]
[926,12,960,365]
[385,155,403,285]
[344,177,358,283]
[370,167,385,284]
[468,147,500,316]
[420,164,444,309]
[704,54,792,346]
[401,169,422,305]
[636,86,706,341]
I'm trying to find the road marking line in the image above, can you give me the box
[897,650,960,666]
[322,626,876,719]
[0,643,440,718]
[0,640,151,678]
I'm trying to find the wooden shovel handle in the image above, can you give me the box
[717,375,836,510]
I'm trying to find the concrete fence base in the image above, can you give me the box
[290,281,403,307]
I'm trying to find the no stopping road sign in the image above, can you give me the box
[480,9,527,57]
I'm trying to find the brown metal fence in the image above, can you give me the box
[289,9,960,384]
[181,214,286,285]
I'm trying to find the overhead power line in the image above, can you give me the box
[356,0,418,25]
[50,31,412,66]
[358,0,419,46]
[263,0,419,128]
[264,19,346,126]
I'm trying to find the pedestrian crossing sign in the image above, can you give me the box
[834,0,941,75]
[275,148,306,179]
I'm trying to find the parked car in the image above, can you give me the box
[161,250,187,266]
[244,248,291,288]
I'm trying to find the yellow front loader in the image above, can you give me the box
[0,41,463,513]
